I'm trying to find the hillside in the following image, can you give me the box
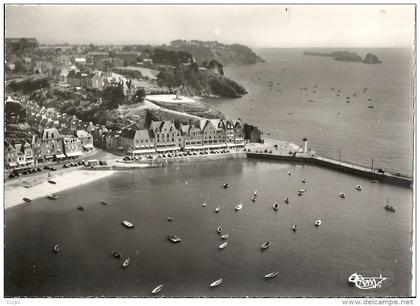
[167,41,265,66]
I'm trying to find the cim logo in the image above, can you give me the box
[348,272,387,290]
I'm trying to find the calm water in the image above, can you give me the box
[5,160,412,297]
[204,48,414,175]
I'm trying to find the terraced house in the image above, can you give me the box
[120,128,155,156]
[150,121,182,153]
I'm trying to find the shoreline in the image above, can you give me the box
[5,169,116,210]
[5,139,411,209]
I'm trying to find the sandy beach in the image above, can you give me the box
[5,168,115,209]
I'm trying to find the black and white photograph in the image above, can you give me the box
[2,3,416,302]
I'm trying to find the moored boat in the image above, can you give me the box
[264,271,279,279]
[112,252,121,259]
[314,220,322,227]
[214,206,221,213]
[122,258,130,268]
[385,199,395,213]
[221,234,229,240]
[168,234,182,243]
[235,203,243,211]
[152,284,163,294]
[217,226,222,234]
[122,220,134,228]
[339,192,346,198]
[210,278,223,288]
[23,197,32,203]
[48,179,56,184]
[223,183,230,189]
[273,202,279,211]
[261,241,271,250]
[251,196,256,202]
[219,241,228,249]
[285,197,289,204]
[356,185,362,191]
[47,194,58,200]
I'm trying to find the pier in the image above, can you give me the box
[247,152,413,188]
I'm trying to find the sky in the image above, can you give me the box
[5,4,416,48]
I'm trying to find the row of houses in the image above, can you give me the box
[92,118,245,156]
[5,128,93,169]
[62,69,132,96]
[4,99,95,169]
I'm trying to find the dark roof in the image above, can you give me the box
[120,128,136,139]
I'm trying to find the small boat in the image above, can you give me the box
[223,183,230,189]
[167,217,173,222]
[77,205,84,211]
[23,197,32,203]
[122,258,130,268]
[152,284,163,294]
[221,234,229,240]
[253,191,258,196]
[371,180,379,183]
[219,241,228,249]
[210,278,223,288]
[100,200,108,206]
[217,226,222,234]
[288,170,292,175]
[299,189,306,193]
[285,197,289,204]
[385,199,395,213]
[53,244,59,253]
[261,241,271,250]
[122,220,134,228]
[47,194,58,200]
[202,202,207,207]
[235,204,243,211]
[48,179,56,184]
[302,179,307,183]
[273,202,279,211]
[292,224,297,232]
[314,220,322,227]
[356,185,362,191]
[368,105,374,109]
[251,196,256,202]
[339,193,346,198]
[112,252,121,259]
[214,206,221,213]
[168,234,182,243]
[264,272,279,279]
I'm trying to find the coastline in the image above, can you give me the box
[4,168,116,209]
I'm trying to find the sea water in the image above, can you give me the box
[5,160,412,297]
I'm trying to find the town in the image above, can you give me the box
[5,38,265,175]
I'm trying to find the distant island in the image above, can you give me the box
[304,50,381,64]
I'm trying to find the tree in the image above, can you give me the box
[133,87,146,103]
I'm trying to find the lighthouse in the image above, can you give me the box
[303,138,308,153]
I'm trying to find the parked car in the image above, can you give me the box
[99,161,107,165]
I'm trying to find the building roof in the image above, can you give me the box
[76,130,91,139]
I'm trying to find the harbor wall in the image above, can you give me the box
[246,153,413,188]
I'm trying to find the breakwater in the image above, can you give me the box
[247,152,413,188]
